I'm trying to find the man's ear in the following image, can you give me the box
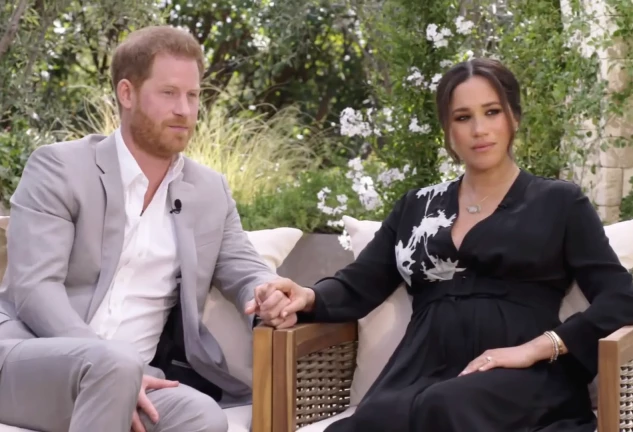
[116,79,135,111]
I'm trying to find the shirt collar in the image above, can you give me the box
[114,128,185,189]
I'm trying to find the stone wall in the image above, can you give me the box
[562,0,633,223]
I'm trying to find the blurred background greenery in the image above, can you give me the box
[2,0,633,235]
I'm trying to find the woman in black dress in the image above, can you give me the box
[249,58,633,431]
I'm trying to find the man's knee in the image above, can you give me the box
[172,387,228,432]
[81,340,143,388]
[148,385,227,432]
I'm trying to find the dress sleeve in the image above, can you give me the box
[554,185,633,376]
[298,192,409,323]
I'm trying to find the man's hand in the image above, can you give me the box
[130,375,179,432]
[244,277,315,329]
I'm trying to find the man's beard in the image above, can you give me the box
[130,106,193,159]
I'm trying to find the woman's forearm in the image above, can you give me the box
[525,332,569,363]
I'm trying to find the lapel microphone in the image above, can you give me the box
[170,199,182,214]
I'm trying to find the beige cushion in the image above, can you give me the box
[342,215,633,410]
[202,227,303,387]
[296,406,357,431]
[0,426,36,432]
[225,404,253,432]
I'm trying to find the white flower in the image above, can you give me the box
[426,23,452,49]
[327,219,345,228]
[336,195,348,204]
[340,108,373,137]
[462,50,475,60]
[347,157,363,172]
[377,167,406,187]
[409,118,431,134]
[426,24,439,41]
[435,39,449,48]
[438,148,464,181]
[338,230,352,251]
[455,16,475,35]
[360,188,382,211]
[439,60,453,68]
[428,74,443,92]
[405,67,425,87]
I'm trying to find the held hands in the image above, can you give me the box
[244,277,315,329]
[131,375,179,432]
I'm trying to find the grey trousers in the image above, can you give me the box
[0,333,228,432]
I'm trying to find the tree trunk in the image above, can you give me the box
[0,0,30,62]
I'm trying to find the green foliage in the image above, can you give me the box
[0,0,370,203]
[0,0,161,204]
[237,169,348,234]
[326,0,631,220]
[165,0,369,145]
[621,175,633,221]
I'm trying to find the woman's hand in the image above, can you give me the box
[459,334,559,376]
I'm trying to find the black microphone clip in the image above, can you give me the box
[170,199,182,214]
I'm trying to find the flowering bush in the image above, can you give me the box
[319,0,633,236]
[239,0,633,238]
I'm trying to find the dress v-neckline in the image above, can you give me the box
[449,170,527,253]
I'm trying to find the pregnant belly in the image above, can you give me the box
[408,295,560,370]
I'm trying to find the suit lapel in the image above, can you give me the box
[169,177,199,321]
[87,134,126,321]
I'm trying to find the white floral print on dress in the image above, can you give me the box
[395,180,466,283]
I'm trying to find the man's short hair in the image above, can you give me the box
[111,25,205,102]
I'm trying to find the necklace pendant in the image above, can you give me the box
[466,204,481,214]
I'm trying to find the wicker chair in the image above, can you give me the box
[263,322,633,432]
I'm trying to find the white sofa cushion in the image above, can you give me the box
[342,215,633,409]
[225,405,253,432]
[296,407,357,432]
[202,227,302,387]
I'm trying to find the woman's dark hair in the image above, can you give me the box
[435,58,522,162]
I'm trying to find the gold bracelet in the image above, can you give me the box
[549,331,565,353]
[544,331,560,363]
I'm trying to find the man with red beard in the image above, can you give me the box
[0,26,295,432]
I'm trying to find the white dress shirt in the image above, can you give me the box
[89,128,184,363]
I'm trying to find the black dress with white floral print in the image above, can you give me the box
[300,169,633,432]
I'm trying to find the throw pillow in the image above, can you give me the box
[202,227,303,387]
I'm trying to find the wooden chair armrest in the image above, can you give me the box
[252,324,274,432]
[272,322,359,431]
[598,325,633,432]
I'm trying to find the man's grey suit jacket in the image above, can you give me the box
[0,133,276,405]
